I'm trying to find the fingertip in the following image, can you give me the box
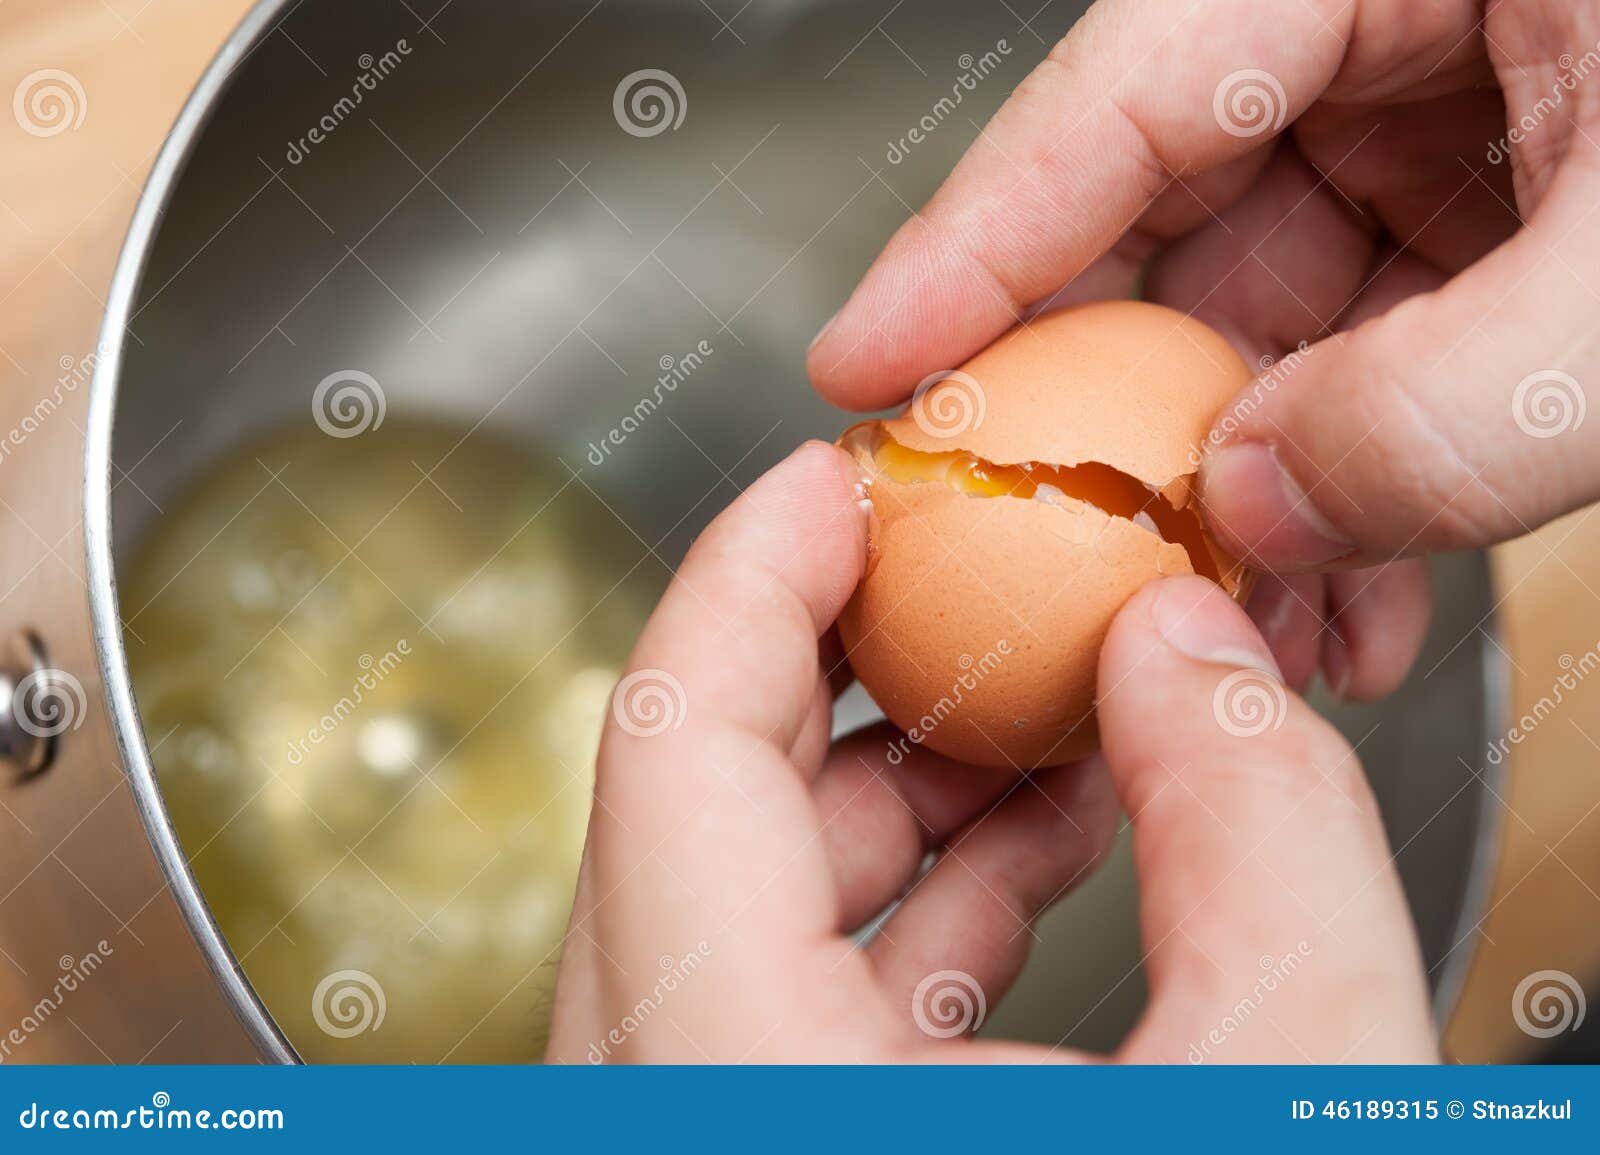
[1107,574,1281,683]
[804,224,1012,412]
[630,440,872,709]
[804,312,854,406]
[1198,440,1355,571]
[765,437,868,526]
[787,436,866,502]
[1321,627,1354,702]
[1321,563,1431,701]
[748,439,873,624]
[1098,576,1284,784]
[804,345,855,410]
[1245,574,1326,693]
[805,307,926,413]
[804,272,896,411]
[804,224,917,409]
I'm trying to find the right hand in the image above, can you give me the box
[809,0,1600,700]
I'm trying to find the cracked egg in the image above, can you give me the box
[837,300,1254,770]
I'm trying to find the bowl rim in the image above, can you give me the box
[84,0,301,1065]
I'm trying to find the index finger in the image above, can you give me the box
[807,0,1349,409]
[586,442,869,955]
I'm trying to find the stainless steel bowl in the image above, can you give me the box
[0,0,1503,1061]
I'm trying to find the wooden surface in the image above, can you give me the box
[3,0,1599,1062]
[0,0,261,1054]
[1445,527,1600,1061]
[0,0,259,384]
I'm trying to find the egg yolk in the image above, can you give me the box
[841,420,1221,583]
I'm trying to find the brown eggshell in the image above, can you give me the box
[841,300,1254,770]
[838,476,1195,771]
[887,300,1249,487]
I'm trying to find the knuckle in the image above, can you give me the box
[1180,686,1378,820]
[957,36,1168,311]
[1302,318,1512,552]
[1295,721,1381,820]
[716,573,819,687]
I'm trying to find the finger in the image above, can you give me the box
[1244,562,1432,700]
[1338,247,1450,329]
[788,674,836,780]
[1027,151,1276,318]
[1025,240,1148,317]
[1244,573,1326,694]
[808,0,1354,408]
[1293,85,1517,273]
[1135,145,1276,241]
[866,760,1118,1036]
[1145,158,1437,701]
[1321,561,1432,701]
[820,626,854,698]
[1097,576,1434,1062]
[813,724,1021,932]
[1145,146,1379,360]
[1198,56,1600,567]
[585,441,868,958]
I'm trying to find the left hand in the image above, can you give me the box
[545,443,1434,1063]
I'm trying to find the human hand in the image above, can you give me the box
[808,0,1600,700]
[545,444,1435,1063]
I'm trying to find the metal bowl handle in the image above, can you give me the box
[0,632,63,779]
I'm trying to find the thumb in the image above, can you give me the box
[1095,576,1435,1063]
[1194,72,1600,570]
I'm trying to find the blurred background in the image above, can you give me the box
[0,0,1596,1064]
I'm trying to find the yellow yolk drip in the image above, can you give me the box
[842,421,1221,583]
